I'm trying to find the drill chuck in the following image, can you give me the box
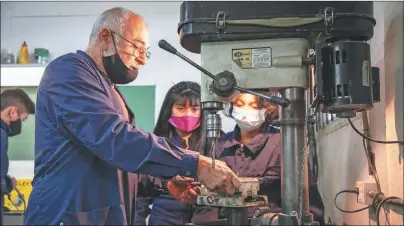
[206,113,222,139]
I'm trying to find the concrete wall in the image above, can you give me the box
[316,1,403,225]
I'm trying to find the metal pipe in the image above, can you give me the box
[226,208,249,226]
[280,88,310,224]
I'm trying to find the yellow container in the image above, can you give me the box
[3,178,32,212]
[18,41,29,64]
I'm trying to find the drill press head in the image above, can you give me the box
[178,1,379,119]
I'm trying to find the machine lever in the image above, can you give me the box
[158,39,290,107]
[158,39,216,80]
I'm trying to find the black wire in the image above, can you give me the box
[348,118,404,145]
[372,192,385,212]
[334,189,376,213]
[376,196,403,226]
[362,137,382,192]
[383,204,390,226]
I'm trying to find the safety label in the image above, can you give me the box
[232,47,272,69]
[3,178,32,212]
[362,60,370,87]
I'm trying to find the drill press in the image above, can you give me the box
[159,1,380,225]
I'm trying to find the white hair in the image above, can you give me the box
[88,7,137,46]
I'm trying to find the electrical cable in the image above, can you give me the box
[362,137,381,192]
[333,189,378,213]
[348,118,404,145]
[376,196,403,226]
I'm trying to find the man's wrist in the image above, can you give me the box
[180,150,200,178]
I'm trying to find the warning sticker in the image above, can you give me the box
[362,60,370,87]
[3,178,32,212]
[232,47,272,69]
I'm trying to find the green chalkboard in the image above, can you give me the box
[1,86,155,161]
[117,86,156,133]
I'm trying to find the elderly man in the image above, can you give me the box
[23,7,240,226]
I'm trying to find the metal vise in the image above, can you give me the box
[197,177,268,208]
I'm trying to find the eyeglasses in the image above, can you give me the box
[111,31,151,59]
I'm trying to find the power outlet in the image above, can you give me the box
[356,181,377,205]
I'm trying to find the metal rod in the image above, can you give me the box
[235,86,290,107]
[280,88,310,224]
[176,52,216,80]
[226,208,249,226]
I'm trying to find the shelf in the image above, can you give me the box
[1,63,47,68]
[1,64,46,87]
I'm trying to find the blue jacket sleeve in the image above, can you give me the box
[41,58,199,179]
[0,130,9,195]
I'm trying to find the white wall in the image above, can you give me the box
[0,1,236,132]
[1,1,236,178]
[317,1,403,225]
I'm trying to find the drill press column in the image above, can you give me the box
[279,88,311,224]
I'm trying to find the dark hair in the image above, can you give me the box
[154,81,207,154]
[0,88,35,114]
[225,91,279,122]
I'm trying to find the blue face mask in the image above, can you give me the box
[8,119,22,137]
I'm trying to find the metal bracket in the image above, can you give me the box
[215,11,226,38]
[279,118,307,125]
[324,7,334,36]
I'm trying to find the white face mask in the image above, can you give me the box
[232,106,267,131]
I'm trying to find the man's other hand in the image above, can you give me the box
[197,155,241,195]
[170,175,194,188]
[11,177,17,190]
[167,180,200,204]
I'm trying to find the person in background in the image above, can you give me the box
[23,7,240,226]
[192,92,325,226]
[0,89,35,225]
[135,81,207,225]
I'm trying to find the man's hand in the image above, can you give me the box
[197,155,241,195]
[170,175,194,188]
[11,177,17,190]
[167,179,200,204]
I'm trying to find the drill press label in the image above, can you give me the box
[232,47,272,69]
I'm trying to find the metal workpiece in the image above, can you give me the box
[197,178,268,208]
[279,88,310,224]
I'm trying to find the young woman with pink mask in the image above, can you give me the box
[134,81,207,225]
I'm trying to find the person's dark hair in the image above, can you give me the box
[154,81,207,154]
[0,88,35,114]
[225,91,279,122]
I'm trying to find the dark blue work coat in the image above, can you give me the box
[1,120,11,226]
[23,51,200,226]
[192,123,325,226]
[135,134,192,225]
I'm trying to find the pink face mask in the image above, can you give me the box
[168,116,201,132]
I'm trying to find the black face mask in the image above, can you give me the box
[102,34,139,84]
[8,119,22,137]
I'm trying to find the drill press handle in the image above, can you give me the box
[158,39,290,107]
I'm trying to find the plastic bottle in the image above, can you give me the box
[18,41,29,64]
